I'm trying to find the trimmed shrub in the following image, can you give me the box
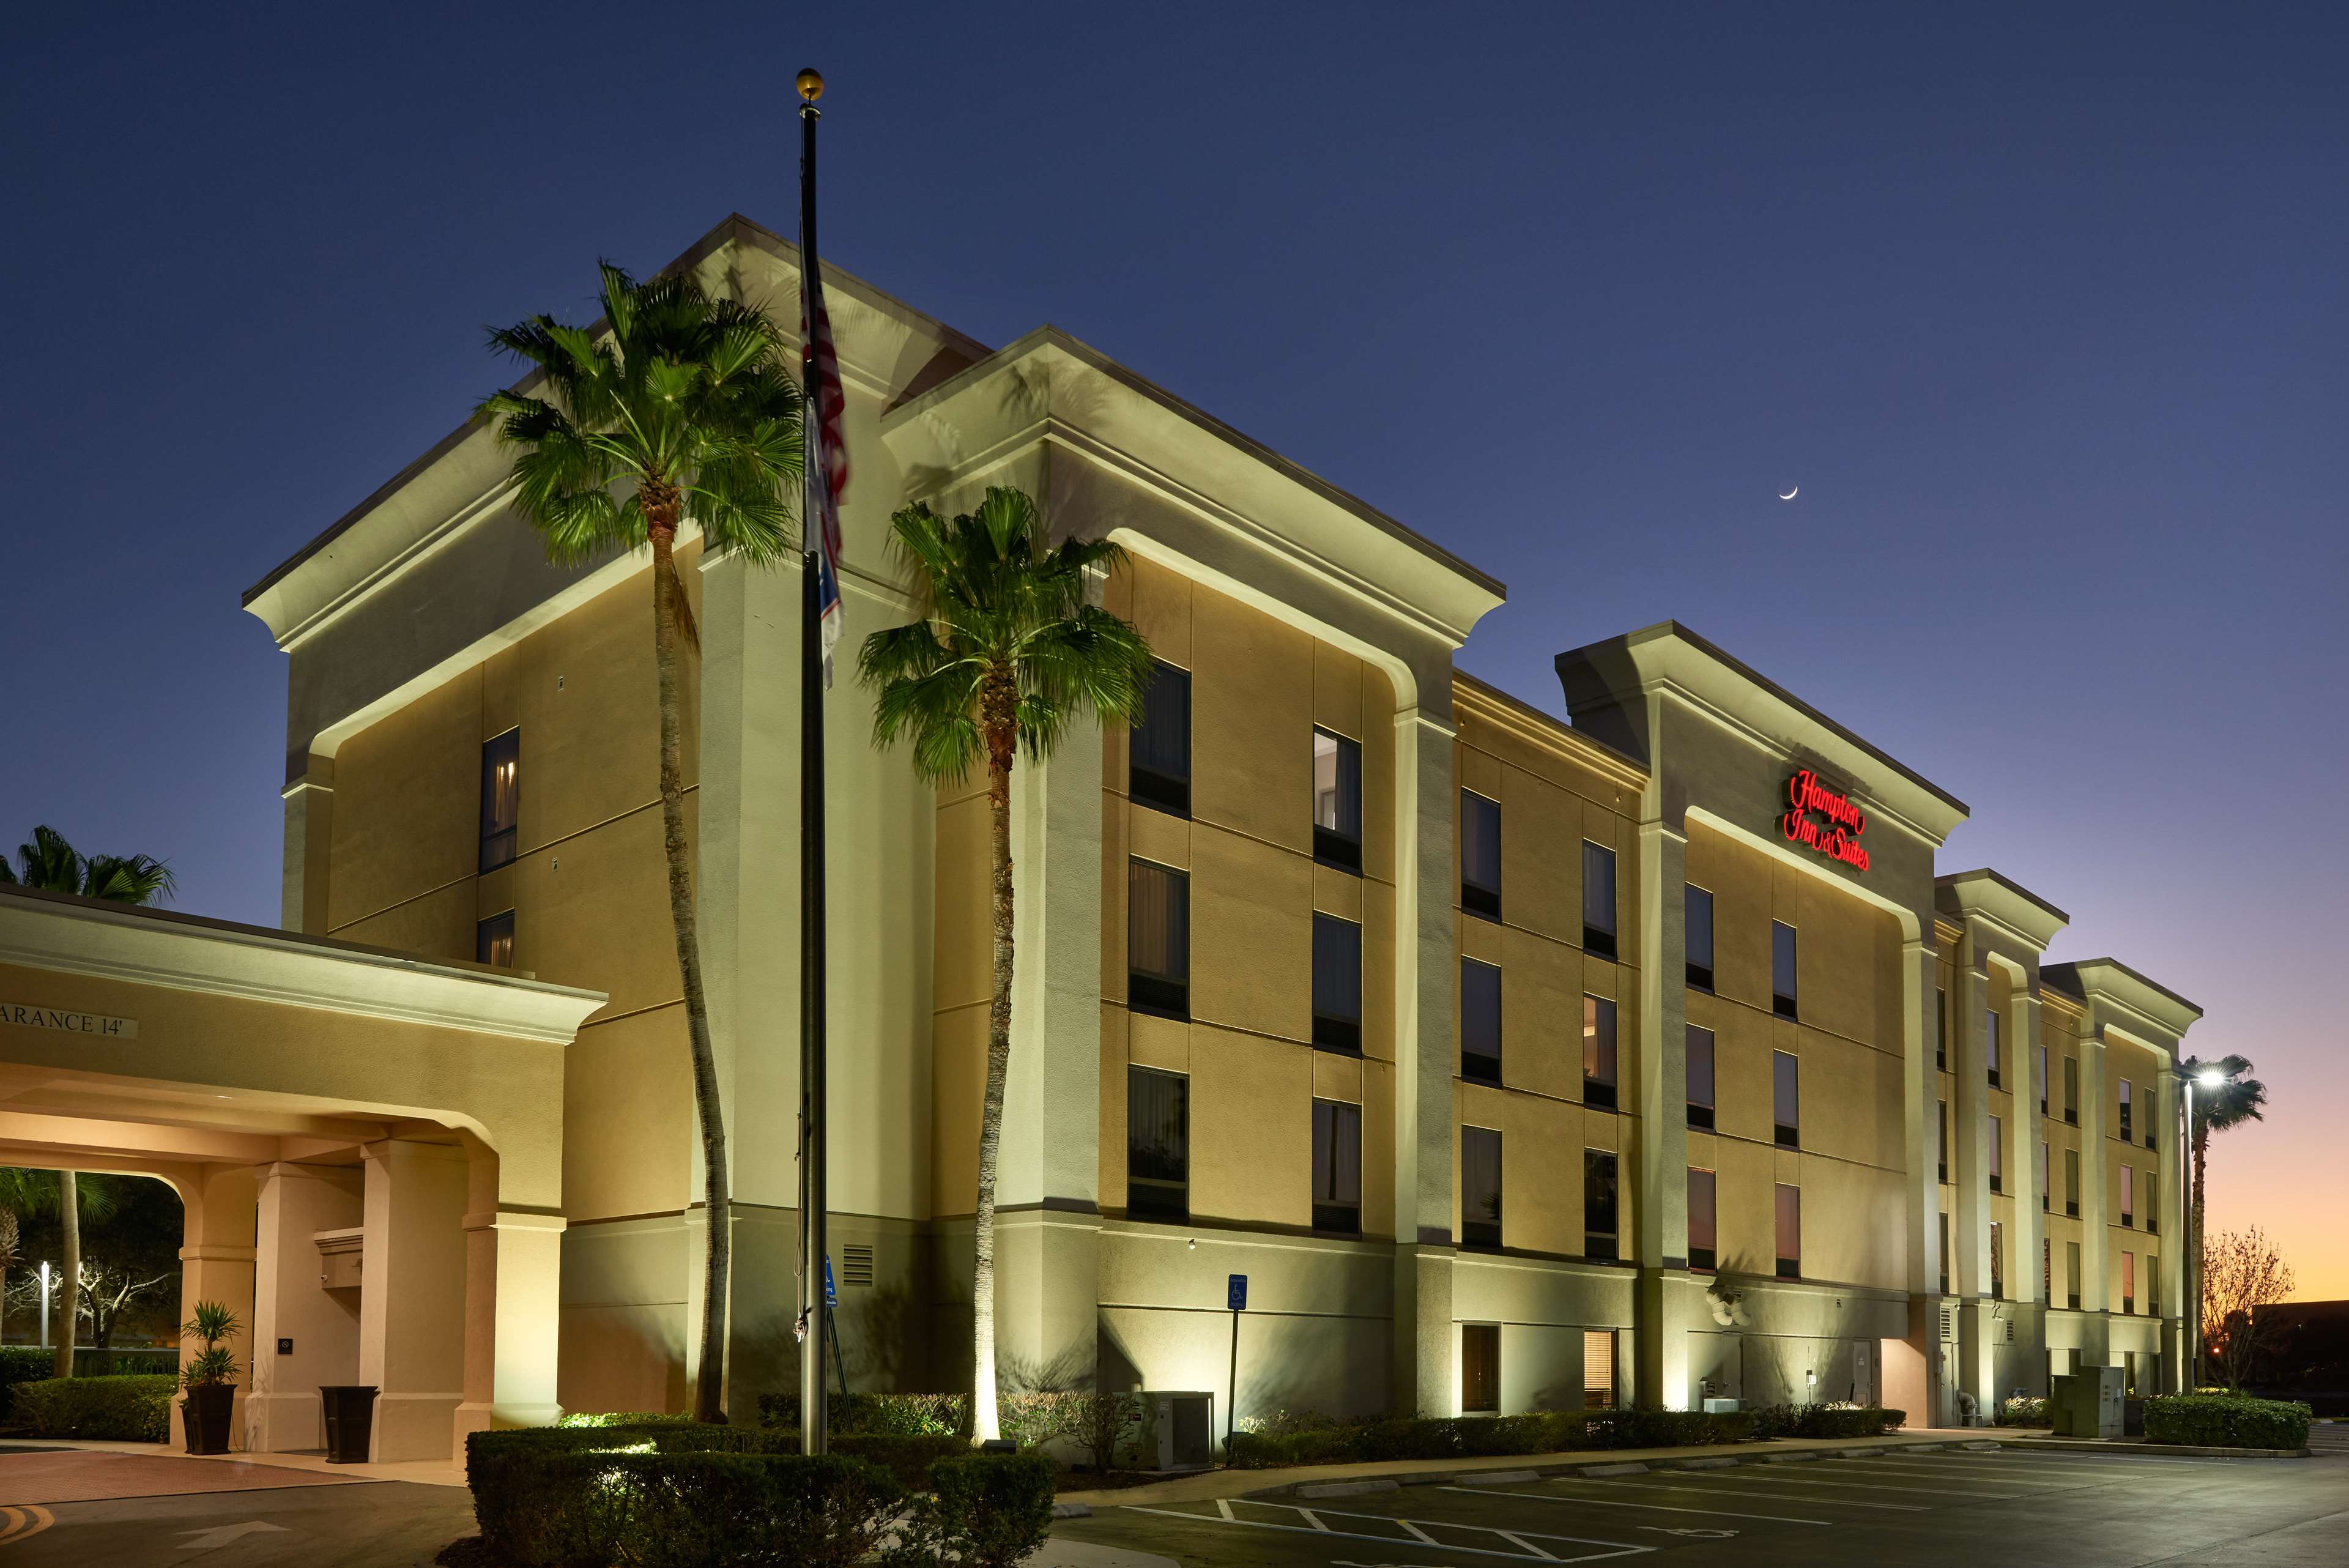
[2143,1394,2310,1451]
[1224,1408,1757,1469]
[555,1410,697,1429]
[1746,1403,1904,1440]
[892,1451,1057,1567]
[1995,1395,2050,1427]
[834,1432,976,1489]
[0,1347,53,1423]
[11,1374,175,1441]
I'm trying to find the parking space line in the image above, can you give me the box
[1449,1484,1835,1527]
[1828,1459,2097,1487]
[1930,1449,2254,1470]
[1704,1471,2021,1498]
[1546,1475,1928,1511]
[1120,1501,1655,1562]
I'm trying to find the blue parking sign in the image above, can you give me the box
[1227,1273,1247,1311]
[825,1255,837,1308]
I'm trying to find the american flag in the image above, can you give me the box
[801,265,849,682]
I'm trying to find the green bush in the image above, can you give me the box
[1224,1408,1757,1469]
[1746,1403,1904,1440]
[2143,1394,2311,1451]
[892,1451,1057,1567]
[12,1374,176,1441]
[1994,1395,2050,1427]
[834,1432,978,1488]
[0,1347,53,1423]
[555,1410,697,1429]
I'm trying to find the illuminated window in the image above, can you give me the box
[1461,791,1501,921]
[475,910,514,968]
[1311,729,1362,872]
[1461,1324,1499,1413]
[1772,921,1798,1019]
[1128,662,1191,816]
[1127,860,1190,1019]
[1688,1167,1716,1271]
[1686,1026,1715,1130]
[1461,959,1502,1084]
[479,729,520,872]
[1685,885,1714,990]
[1126,1068,1189,1222]
[1311,915,1362,1053]
[1583,1149,1619,1261]
[1775,1184,1802,1279]
[1773,1050,1800,1149]
[1582,996,1617,1110]
[1310,1099,1362,1235]
[1582,842,1617,959]
[1583,1331,1617,1411]
[1461,1126,1502,1249]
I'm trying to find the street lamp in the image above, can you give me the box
[2184,1065,2226,1390]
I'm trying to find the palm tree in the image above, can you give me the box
[0,1169,121,1372]
[1,825,170,1375]
[858,487,1153,1441]
[2182,1053,2266,1379]
[481,262,801,1423]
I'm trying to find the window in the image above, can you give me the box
[2067,1239,2082,1309]
[476,910,515,968]
[1312,729,1362,872]
[1688,1167,1717,1271]
[1991,1221,2004,1300]
[1988,1115,2003,1193]
[1939,1209,1950,1294]
[1685,885,1714,990]
[2039,1140,2050,1212]
[1311,1099,1362,1234]
[1771,921,1798,1019]
[1582,996,1618,1110]
[1583,1149,1619,1261]
[2147,1176,2159,1236]
[1985,1009,2002,1088]
[2043,1237,2052,1303]
[1582,842,1617,959]
[1460,959,1502,1084]
[2037,1044,2049,1116]
[1583,1331,1617,1411]
[1460,790,1501,921]
[1686,1026,1716,1130]
[1461,1126,1502,1249]
[2149,1264,2159,1317]
[1775,1184,1802,1279]
[2121,1250,2136,1315]
[1311,915,1362,1052]
[1461,1323,1499,1413]
[2120,1165,2134,1228]
[1126,1068,1189,1221]
[2065,1146,2080,1217]
[1772,1050,1800,1149]
[1127,860,1190,1019]
[2063,1055,2079,1123]
[2118,1079,2133,1143]
[1937,1099,1949,1184]
[480,729,520,872]
[1128,661,1191,816]
[1935,987,1948,1071]
[2146,1122,2158,1151]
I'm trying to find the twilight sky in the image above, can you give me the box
[4,6,2342,1294]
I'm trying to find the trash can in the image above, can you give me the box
[320,1385,380,1464]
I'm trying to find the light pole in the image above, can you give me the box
[2187,1063,2224,1391]
[38,1261,51,1351]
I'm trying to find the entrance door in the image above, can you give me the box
[1851,1340,1878,1406]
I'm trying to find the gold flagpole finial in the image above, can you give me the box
[796,68,825,103]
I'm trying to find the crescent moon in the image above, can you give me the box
[1778,485,1798,500]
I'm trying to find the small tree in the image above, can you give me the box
[2202,1226,2294,1389]
[78,1261,176,1351]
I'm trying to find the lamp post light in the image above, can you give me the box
[38,1261,51,1351]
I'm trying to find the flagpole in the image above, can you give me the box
[795,64,831,1457]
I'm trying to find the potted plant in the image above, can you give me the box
[179,1301,242,1455]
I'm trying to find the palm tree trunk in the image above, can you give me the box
[1,1205,15,1343]
[648,526,730,1423]
[971,674,1019,1444]
[55,1173,78,1379]
[2192,1121,2210,1384]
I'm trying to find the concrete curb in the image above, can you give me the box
[1986,1436,2310,1460]
[1253,1438,1982,1499]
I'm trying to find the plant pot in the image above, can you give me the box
[184,1383,236,1455]
[319,1385,379,1464]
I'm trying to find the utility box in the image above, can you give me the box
[2049,1367,2123,1438]
[1135,1391,1214,1471]
[1702,1398,1741,1414]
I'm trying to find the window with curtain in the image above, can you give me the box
[1989,1115,2003,1192]
[476,910,514,968]
[1311,1099,1362,1234]
[1772,921,1798,1019]
[1582,996,1617,1110]
[1583,1331,1617,1411]
[1582,842,1617,959]
[1686,1026,1715,1130]
[1126,1068,1189,1221]
[1461,1126,1502,1248]
[1991,1221,2005,1299]
[1128,661,1192,816]
[1773,1050,1800,1149]
[1687,1167,1716,1271]
[480,729,520,872]
[1684,885,1713,990]
[1583,1149,1619,1261]
[1127,860,1190,1018]
[1461,958,1502,1083]
[1461,790,1501,920]
[1312,914,1362,1052]
[1775,1183,1802,1279]
[1312,729,1363,872]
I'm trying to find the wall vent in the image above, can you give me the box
[841,1244,875,1288]
[1940,1307,1957,1342]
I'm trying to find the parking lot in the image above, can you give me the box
[1055,1445,2349,1568]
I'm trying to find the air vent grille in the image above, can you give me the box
[841,1244,875,1288]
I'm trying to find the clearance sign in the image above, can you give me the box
[1781,770,1869,872]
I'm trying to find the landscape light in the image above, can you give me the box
[2195,1067,2225,1089]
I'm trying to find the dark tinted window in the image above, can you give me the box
[1775,1183,1802,1278]
[1687,1167,1716,1270]
[480,729,520,872]
[1461,958,1502,1083]
[1685,885,1713,989]
[476,910,514,968]
[1583,1149,1619,1261]
[1129,662,1192,816]
[1773,1050,1800,1148]
[1582,996,1617,1110]
[1127,1067,1188,1221]
[1582,842,1617,959]
[1312,1099,1362,1233]
[1461,1126,1502,1248]
[1312,915,1362,1052]
[1771,921,1798,1019]
[1127,860,1190,1019]
[1312,729,1362,872]
[1461,791,1501,920]
[1461,1323,1499,1412]
[1686,1026,1716,1129]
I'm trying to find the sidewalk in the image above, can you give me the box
[1,1437,468,1488]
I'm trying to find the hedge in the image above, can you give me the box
[0,1346,52,1423]
[2143,1394,2311,1451]
[1746,1403,1906,1440]
[467,1425,1052,1567]
[1225,1408,1759,1469]
[10,1374,176,1441]
[753,1389,1104,1449]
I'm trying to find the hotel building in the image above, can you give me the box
[0,215,2200,1455]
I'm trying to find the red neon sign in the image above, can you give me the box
[1781,768,1869,871]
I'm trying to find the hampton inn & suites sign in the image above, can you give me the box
[1779,769,1869,872]
[0,1002,138,1039]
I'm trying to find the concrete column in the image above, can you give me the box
[1953,956,1995,1410]
[245,1162,363,1453]
[994,726,1107,1391]
[458,1209,566,1438]
[171,1163,259,1451]
[1392,707,1457,1416]
[1898,937,1946,1424]
[1631,817,1690,1408]
[360,1140,469,1461]
[2079,1031,2111,1368]
[278,756,333,935]
[2006,986,2041,1319]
